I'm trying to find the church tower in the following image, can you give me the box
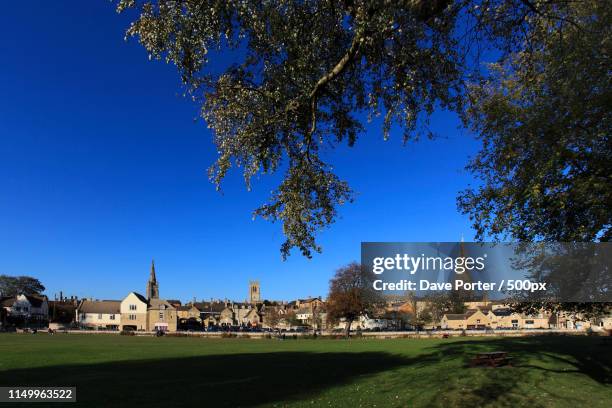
[146,259,159,300]
[249,280,260,304]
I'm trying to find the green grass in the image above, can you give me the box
[0,334,610,407]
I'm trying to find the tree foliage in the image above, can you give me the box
[116,0,610,257]
[263,305,282,328]
[0,275,46,297]
[458,1,611,242]
[326,262,380,335]
[421,291,466,325]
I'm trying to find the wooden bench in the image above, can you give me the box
[470,351,511,367]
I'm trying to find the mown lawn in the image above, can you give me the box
[0,334,610,407]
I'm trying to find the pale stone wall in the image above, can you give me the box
[441,317,465,330]
[120,293,148,330]
[147,309,177,332]
[77,312,119,328]
[120,312,147,331]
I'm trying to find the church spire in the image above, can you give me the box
[146,259,159,300]
[150,259,157,283]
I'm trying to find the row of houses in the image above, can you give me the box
[174,296,326,329]
[383,299,612,331]
[3,263,610,333]
[76,293,178,332]
[440,306,550,330]
[72,262,327,332]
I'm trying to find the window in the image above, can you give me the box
[98,314,103,319]
[525,320,534,325]
[109,314,115,320]
[159,312,164,319]
[129,314,136,320]
[476,319,481,324]
[129,304,137,311]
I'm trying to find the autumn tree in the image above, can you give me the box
[117,1,609,260]
[327,262,380,336]
[400,291,434,329]
[283,310,302,328]
[263,305,282,329]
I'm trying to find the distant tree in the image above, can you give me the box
[308,304,323,334]
[116,1,608,258]
[398,292,425,329]
[263,306,281,329]
[0,275,45,297]
[283,310,302,328]
[421,291,466,326]
[327,262,380,337]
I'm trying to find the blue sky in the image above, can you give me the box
[0,1,480,302]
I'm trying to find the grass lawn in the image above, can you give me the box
[0,334,610,407]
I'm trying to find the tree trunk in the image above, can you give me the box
[345,319,352,338]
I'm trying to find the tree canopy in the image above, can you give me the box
[0,275,46,297]
[458,1,611,242]
[326,262,380,335]
[116,0,611,257]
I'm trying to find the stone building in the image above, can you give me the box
[119,262,177,332]
[76,300,120,330]
[249,280,260,304]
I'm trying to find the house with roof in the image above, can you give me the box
[120,292,149,331]
[1,294,48,325]
[176,304,195,320]
[0,294,48,328]
[120,292,177,332]
[441,306,550,330]
[440,313,467,330]
[441,308,492,330]
[119,261,177,332]
[48,300,77,329]
[241,307,261,327]
[76,300,121,330]
[191,301,226,327]
[295,306,312,322]
[219,306,235,326]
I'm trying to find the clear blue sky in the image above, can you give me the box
[0,1,480,302]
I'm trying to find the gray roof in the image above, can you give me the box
[78,300,121,314]
[24,295,46,307]
[492,308,513,317]
[131,292,149,304]
[445,314,466,320]
[192,302,226,313]
[148,298,176,311]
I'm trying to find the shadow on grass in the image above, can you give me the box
[428,335,611,385]
[372,335,611,407]
[0,351,411,407]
